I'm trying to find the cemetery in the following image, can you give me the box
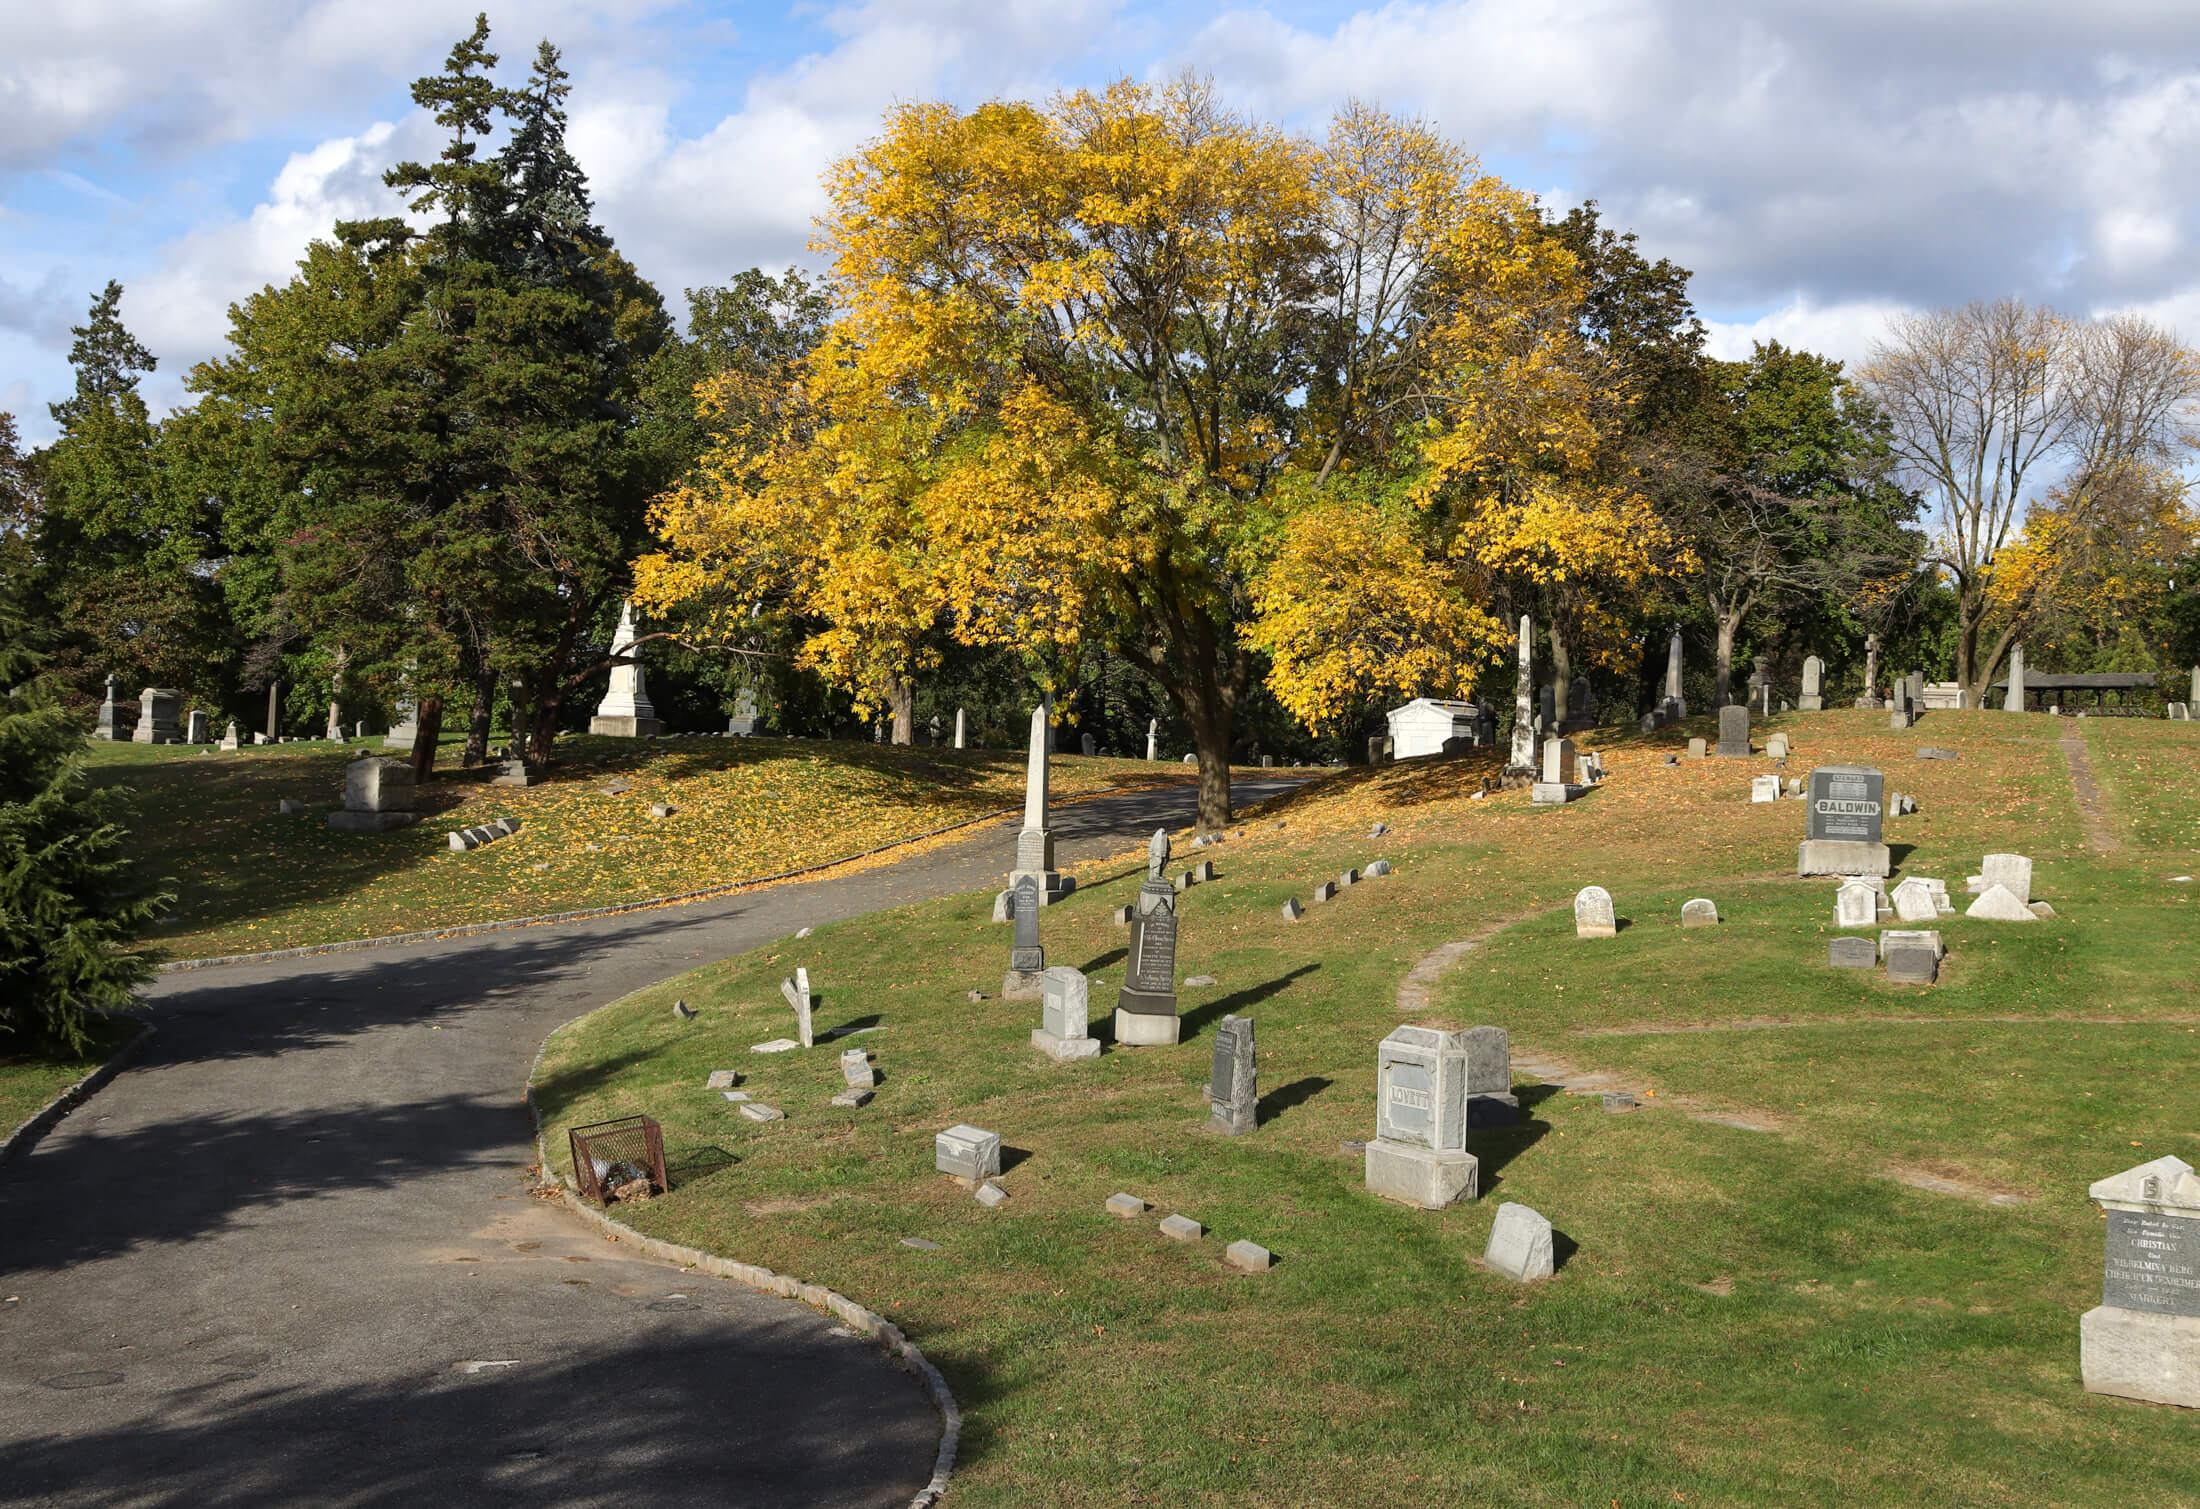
[526,704,2200,1504]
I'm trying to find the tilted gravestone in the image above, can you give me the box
[1115,830,1181,1045]
[1890,877,1941,922]
[1464,1025,1517,1126]
[1827,936,1877,968]
[1483,1202,1556,1282]
[1981,853,2033,904]
[1717,704,1751,757]
[1798,764,1889,877]
[2081,1156,2200,1407]
[1207,1016,1258,1135]
[1365,1026,1479,1209]
[1573,885,1616,939]
[1004,874,1045,998]
[1033,965,1100,1061]
[779,968,814,1047]
[1751,774,1779,803]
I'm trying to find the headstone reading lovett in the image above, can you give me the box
[1798,764,1890,876]
[1207,1016,1257,1135]
[589,601,664,736]
[1573,885,1616,938]
[1365,1026,1479,1209]
[327,756,419,832]
[1004,875,1045,998]
[1799,655,1825,711]
[1033,965,1100,1061]
[2081,1156,2200,1407]
[1716,704,1750,757]
[1114,830,1181,1045]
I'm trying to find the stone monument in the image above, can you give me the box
[93,675,131,740]
[1856,634,1882,708]
[2005,643,2026,712]
[1662,629,1687,719]
[1365,1026,1479,1210]
[185,710,209,744]
[727,686,761,736]
[1114,829,1180,1045]
[218,720,239,751]
[1206,1015,1257,1135]
[327,756,419,832]
[1716,704,1750,758]
[589,601,664,737]
[131,688,182,745]
[1507,614,1537,777]
[779,967,814,1047]
[1573,885,1616,938]
[2081,1156,2200,1408]
[1798,764,1889,876]
[1532,735,1580,805]
[1483,1203,1556,1282]
[1004,874,1045,999]
[1145,718,1157,760]
[955,707,967,749]
[1464,1025,1517,1126]
[1799,654,1824,712]
[1033,965,1100,1061]
[1009,698,1070,902]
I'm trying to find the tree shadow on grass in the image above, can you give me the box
[1181,964,1320,1036]
[1473,1083,1559,1193]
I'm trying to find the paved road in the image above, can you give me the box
[0,778,1307,1508]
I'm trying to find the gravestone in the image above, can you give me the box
[1146,718,1157,760]
[1280,897,1303,921]
[1483,1203,1555,1282]
[1890,877,1941,922]
[491,756,544,787]
[935,1124,1002,1184]
[1114,830,1181,1045]
[1010,698,1070,902]
[184,710,208,744]
[1799,655,1825,712]
[1004,875,1046,998]
[1835,880,1879,929]
[1681,898,1718,928]
[1538,736,1575,784]
[132,688,182,745]
[589,601,664,737]
[1033,965,1100,1061]
[1464,1025,1517,1126]
[1537,684,1557,736]
[1573,885,1616,939]
[727,687,761,736]
[2081,1156,2200,1407]
[779,968,814,1047]
[1365,1026,1479,1209]
[218,720,239,751]
[1687,737,1707,759]
[1664,628,1687,718]
[1716,704,1750,758]
[1885,945,1938,985]
[1765,732,1790,760]
[1878,929,1944,960]
[1081,732,1097,756]
[1798,764,1890,876]
[1207,1016,1258,1135]
[1966,883,2036,922]
[327,756,419,832]
[1828,936,1877,968]
[1981,853,2033,904]
[1751,774,1779,803]
[93,675,131,740]
[841,1049,877,1089]
[1507,615,1537,776]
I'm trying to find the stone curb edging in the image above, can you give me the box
[0,1022,156,1170]
[155,777,1202,975]
[524,1008,958,1507]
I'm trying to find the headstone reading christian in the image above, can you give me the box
[1798,764,1890,876]
[1716,704,1750,758]
[327,756,418,832]
[1365,1026,1479,1209]
[93,675,131,740]
[1009,698,1069,902]
[1207,1016,1257,1135]
[1799,655,1825,711]
[1573,885,1616,938]
[589,601,664,737]
[1033,965,1100,1061]
[2081,1156,2200,1407]
[1004,875,1045,999]
[1114,830,1181,1045]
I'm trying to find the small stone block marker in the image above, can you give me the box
[1827,936,1877,969]
[1158,1214,1204,1242]
[974,1182,1009,1209]
[1885,946,1939,985]
[841,1048,877,1088]
[1313,881,1337,904]
[1280,898,1304,921]
[1483,1202,1556,1282]
[1193,860,1216,883]
[1366,1025,1480,1209]
[649,803,675,818]
[1573,885,1616,939]
[1751,774,1779,803]
[935,1124,1002,1183]
[705,1070,740,1090]
[1338,868,1360,889]
[1687,737,1707,759]
[1106,1193,1149,1218]
[1879,928,1945,960]
[722,1091,750,1102]
[1113,904,1133,926]
[2082,1156,2200,1408]
[1681,898,1719,927]
[750,1038,798,1053]
[327,756,419,833]
[992,890,1012,924]
[1366,859,1393,877]
[739,1103,784,1122]
[830,1088,873,1109]
[1224,1239,1272,1273]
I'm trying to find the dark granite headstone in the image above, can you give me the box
[1208,1016,1257,1135]
[1827,936,1877,968]
[2102,1211,2200,1317]
[1805,765,1886,845]
[1010,874,1044,975]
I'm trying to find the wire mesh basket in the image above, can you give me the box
[569,1115,668,1204]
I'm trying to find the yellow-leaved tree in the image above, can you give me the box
[636,81,1649,825]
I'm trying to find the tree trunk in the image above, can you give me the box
[410,695,444,783]
[1714,614,1741,707]
[461,666,497,767]
[1956,587,1985,704]
[1546,619,1573,725]
[888,675,914,746]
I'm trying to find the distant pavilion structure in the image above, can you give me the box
[1989,671,2157,715]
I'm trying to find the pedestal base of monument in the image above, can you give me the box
[1468,1091,1521,1128]
[588,715,664,737]
[2081,1306,2200,1407]
[326,810,419,833]
[1530,782,1584,805]
[1113,1008,1180,1046]
[1798,840,1891,877]
[1500,767,1536,792]
[1207,1105,1255,1136]
[1365,1140,1479,1210]
[1002,970,1044,1000]
[1009,870,1075,904]
[1853,697,1882,710]
[1798,696,1823,711]
[491,760,544,787]
[1030,1027,1101,1061]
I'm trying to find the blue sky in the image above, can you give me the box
[5,0,2198,443]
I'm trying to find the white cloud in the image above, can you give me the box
[1700,297,1919,372]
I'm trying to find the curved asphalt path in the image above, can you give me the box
[0,778,1308,1509]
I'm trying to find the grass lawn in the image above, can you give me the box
[0,1015,143,1142]
[536,706,2200,1507]
[79,733,1205,961]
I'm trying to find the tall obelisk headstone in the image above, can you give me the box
[1664,629,1687,718]
[1115,829,1180,1045]
[1010,697,1070,902]
[2005,644,2026,712]
[1507,614,1536,777]
[590,601,664,736]
[954,707,966,749]
[1146,718,1158,761]
[1857,633,1881,707]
